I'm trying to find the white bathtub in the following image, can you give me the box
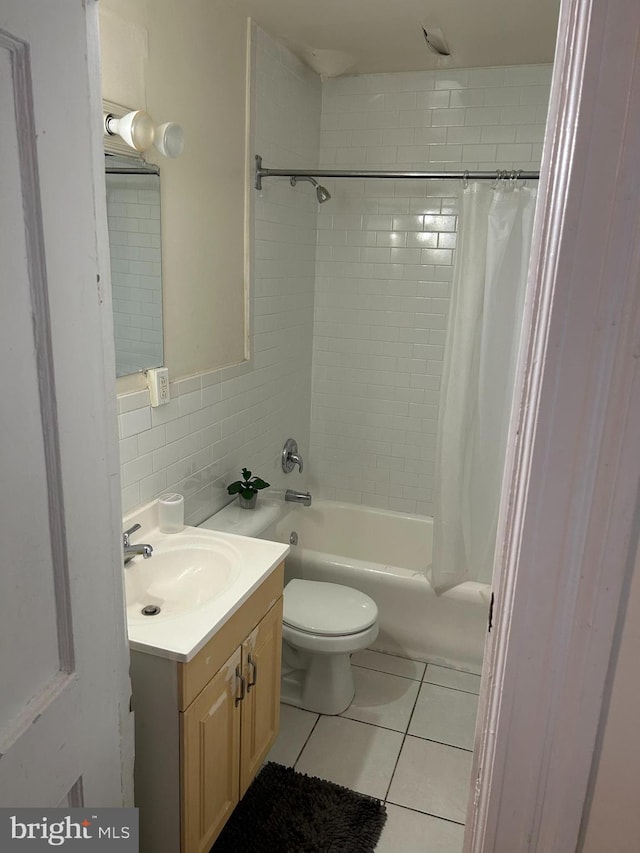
[266,500,490,673]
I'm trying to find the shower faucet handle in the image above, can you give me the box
[282,438,304,473]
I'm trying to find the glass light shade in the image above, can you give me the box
[106,110,154,152]
[154,122,185,158]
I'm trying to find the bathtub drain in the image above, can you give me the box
[141,604,161,616]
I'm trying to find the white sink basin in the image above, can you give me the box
[125,534,242,623]
[121,516,289,662]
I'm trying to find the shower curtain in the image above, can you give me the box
[432,181,537,591]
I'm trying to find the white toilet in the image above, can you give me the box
[281,579,379,715]
[200,500,379,716]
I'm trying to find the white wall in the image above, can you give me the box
[100,0,248,382]
[117,27,321,524]
[309,65,551,514]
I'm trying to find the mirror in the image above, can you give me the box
[105,154,164,377]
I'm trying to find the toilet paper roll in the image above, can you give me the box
[158,492,184,533]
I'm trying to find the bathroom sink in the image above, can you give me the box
[125,534,242,623]
[121,509,289,661]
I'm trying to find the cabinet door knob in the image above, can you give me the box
[235,665,246,707]
[247,654,258,692]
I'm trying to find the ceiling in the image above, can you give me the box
[234,0,561,77]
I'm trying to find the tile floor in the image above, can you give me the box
[266,648,481,853]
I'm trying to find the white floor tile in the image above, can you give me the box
[376,804,464,853]
[341,667,420,732]
[352,649,426,681]
[409,683,478,750]
[424,664,481,694]
[295,716,404,800]
[266,704,318,767]
[387,737,472,823]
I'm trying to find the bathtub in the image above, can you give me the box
[265,500,490,673]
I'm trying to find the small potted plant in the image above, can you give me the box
[226,467,270,509]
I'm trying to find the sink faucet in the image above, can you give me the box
[285,489,312,507]
[123,523,153,565]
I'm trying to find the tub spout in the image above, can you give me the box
[285,489,312,507]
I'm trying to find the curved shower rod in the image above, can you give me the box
[254,154,539,191]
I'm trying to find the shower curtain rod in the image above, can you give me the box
[254,155,539,190]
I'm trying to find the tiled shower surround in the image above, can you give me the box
[309,66,550,514]
[117,29,551,522]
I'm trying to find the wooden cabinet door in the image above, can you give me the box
[240,598,283,796]
[181,646,242,853]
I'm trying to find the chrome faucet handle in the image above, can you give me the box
[282,438,304,473]
[123,523,141,547]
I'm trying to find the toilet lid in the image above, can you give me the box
[283,580,378,636]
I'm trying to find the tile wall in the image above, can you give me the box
[309,65,552,514]
[106,172,163,376]
[117,28,321,524]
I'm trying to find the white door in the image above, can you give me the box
[467,0,640,849]
[0,0,132,806]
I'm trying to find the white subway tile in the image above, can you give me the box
[464,106,502,126]
[480,125,518,144]
[150,398,180,426]
[122,451,154,487]
[416,90,451,109]
[484,87,522,106]
[178,388,203,417]
[500,104,538,124]
[137,425,167,455]
[118,389,150,414]
[412,127,448,145]
[336,112,369,130]
[138,470,167,503]
[121,483,141,514]
[434,70,470,90]
[153,442,179,472]
[497,143,533,162]
[120,406,151,439]
[468,67,506,88]
[431,108,466,126]
[515,125,546,144]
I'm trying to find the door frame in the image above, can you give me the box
[467,0,640,849]
[86,0,135,805]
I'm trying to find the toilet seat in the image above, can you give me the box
[283,579,378,637]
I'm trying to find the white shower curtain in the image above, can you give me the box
[432,181,537,591]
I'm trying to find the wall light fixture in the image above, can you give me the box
[104,110,184,159]
[104,110,154,152]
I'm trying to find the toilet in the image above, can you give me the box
[281,579,378,715]
[199,500,379,716]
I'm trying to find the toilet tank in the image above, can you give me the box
[199,499,282,541]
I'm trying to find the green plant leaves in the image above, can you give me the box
[226,469,271,496]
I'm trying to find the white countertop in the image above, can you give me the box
[123,516,289,663]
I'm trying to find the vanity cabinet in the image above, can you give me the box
[130,563,283,853]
